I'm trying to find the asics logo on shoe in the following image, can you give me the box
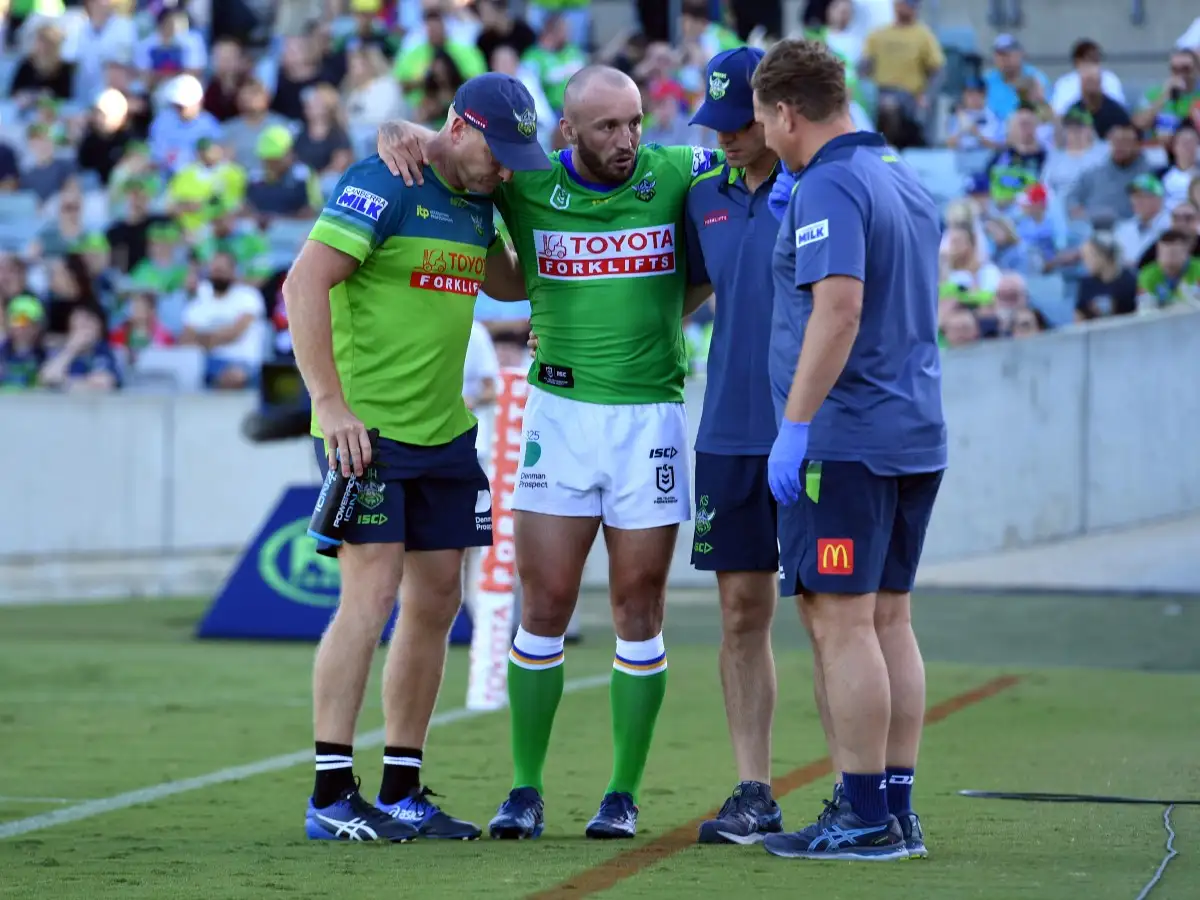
[387,807,426,822]
[316,814,379,840]
[809,824,887,851]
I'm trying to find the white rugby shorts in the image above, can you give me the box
[513,386,691,529]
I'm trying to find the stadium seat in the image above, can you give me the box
[0,98,20,131]
[937,26,980,55]
[937,26,983,99]
[900,148,964,205]
[81,190,112,229]
[350,123,379,161]
[131,346,207,392]
[0,53,19,95]
[955,148,994,176]
[1026,273,1074,327]
[0,193,41,249]
[253,55,280,98]
[76,169,102,191]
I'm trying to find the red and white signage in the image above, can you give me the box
[466,370,526,711]
[533,225,676,280]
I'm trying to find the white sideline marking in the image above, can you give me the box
[0,673,608,840]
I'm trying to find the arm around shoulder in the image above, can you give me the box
[482,241,528,301]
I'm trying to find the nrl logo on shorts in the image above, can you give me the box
[470,213,485,236]
[708,71,729,100]
[357,481,386,510]
[514,108,537,138]
[694,495,715,535]
[632,174,656,203]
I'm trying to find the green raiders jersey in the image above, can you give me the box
[495,143,722,405]
[308,156,502,446]
[1137,259,1200,308]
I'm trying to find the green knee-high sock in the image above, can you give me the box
[607,648,668,802]
[508,649,565,793]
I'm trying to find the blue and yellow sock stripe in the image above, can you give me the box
[613,651,667,677]
[509,645,565,670]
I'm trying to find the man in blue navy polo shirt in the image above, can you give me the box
[684,46,788,846]
[753,39,947,861]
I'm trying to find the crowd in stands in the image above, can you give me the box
[1,0,1200,395]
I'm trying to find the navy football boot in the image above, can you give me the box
[376,786,481,840]
[697,781,783,844]
[305,783,418,842]
[762,789,908,861]
[585,792,638,839]
[488,787,545,840]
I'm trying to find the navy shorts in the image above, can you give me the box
[312,426,492,555]
[690,453,779,572]
[778,460,943,596]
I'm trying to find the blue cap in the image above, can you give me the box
[690,46,765,133]
[452,72,551,171]
[992,33,1021,52]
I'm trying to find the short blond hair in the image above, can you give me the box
[751,39,848,123]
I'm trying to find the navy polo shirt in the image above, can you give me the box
[685,163,780,455]
[769,131,947,476]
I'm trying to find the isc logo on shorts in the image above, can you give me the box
[533,226,676,280]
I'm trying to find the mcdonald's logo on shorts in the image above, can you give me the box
[817,538,854,575]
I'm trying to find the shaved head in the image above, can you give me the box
[562,65,638,115]
[560,66,643,184]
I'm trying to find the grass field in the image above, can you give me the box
[2,591,1199,899]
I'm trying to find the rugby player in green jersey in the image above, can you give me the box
[378,65,719,840]
[286,73,549,843]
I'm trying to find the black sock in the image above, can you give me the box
[313,741,356,808]
[378,746,423,805]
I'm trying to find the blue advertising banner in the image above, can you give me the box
[197,485,472,643]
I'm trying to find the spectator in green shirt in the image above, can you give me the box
[195,202,272,287]
[393,10,487,114]
[1134,49,1200,147]
[128,222,190,294]
[521,14,587,114]
[525,0,593,49]
[1137,228,1200,311]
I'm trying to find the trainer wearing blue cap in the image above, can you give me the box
[684,46,792,846]
[450,72,553,182]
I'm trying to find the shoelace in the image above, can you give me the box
[410,786,442,814]
[718,790,757,821]
[505,788,543,815]
[346,790,401,825]
[817,797,840,827]
[600,794,634,818]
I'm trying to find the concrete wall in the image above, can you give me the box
[3,310,1199,591]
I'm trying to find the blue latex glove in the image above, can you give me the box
[768,164,797,222]
[768,419,810,505]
